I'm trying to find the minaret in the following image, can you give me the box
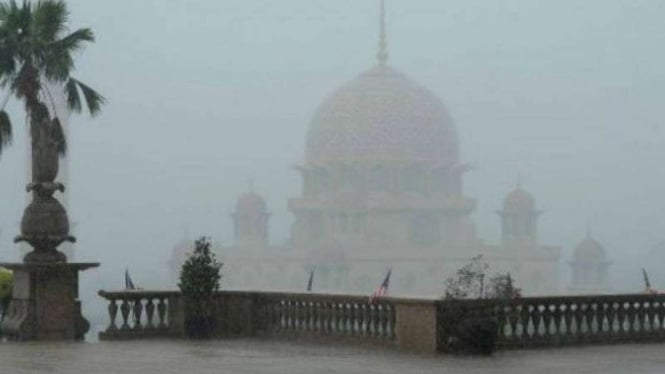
[569,228,611,294]
[497,185,541,247]
[232,184,270,248]
[376,0,389,65]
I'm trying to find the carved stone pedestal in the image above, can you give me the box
[0,262,98,341]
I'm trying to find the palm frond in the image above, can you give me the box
[0,109,13,155]
[32,0,68,42]
[42,28,94,81]
[51,116,66,155]
[64,77,81,112]
[69,77,104,116]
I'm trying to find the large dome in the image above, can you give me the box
[305,64,459,165]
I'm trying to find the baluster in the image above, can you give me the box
[343,302,352,335]
[370,304,378,337]
[647,301,657,333]
[563,303,573,339]
[306,300,314,332]
[625,302,636,334]
[277,299,288,331]
[120,298,130,330]
[107,298,118,331]
[132,298,144,329]
[330,302,339,335]
[145,298,155,329]
[551,304,562,337]
[616,302,626,334]
[386,304,395,338]
[508,304,519,340]
[585,302,596,337]
[636,301,647,333]
[353,303,361,336]
[656,301,665,332]
[596,302,607,336]
[294,300,302,331]
[157,297,167,329]
[312,301,320,333]
[520,304,531,341]
[540,304,551,339]
[361,304,370,337]
[606,302,616,335]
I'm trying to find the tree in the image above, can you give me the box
[444,254,488,299]
[178,237,222,338]
[0,0,104,158]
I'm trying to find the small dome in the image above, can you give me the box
[306,64,459,165]
[168,238,194,272]
[235,191,267,216]
[503,187,535,212]
[573,237,607,262]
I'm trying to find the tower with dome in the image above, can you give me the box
[169,1,571,296]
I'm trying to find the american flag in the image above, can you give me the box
[643,268,658,295]
[369,269,391,304]
[306,270,314,292]
[125,268,136,290]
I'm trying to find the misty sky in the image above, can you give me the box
[0,0,664,294]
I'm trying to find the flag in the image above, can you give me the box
[125,268,136,290]
[306,270,314,292]
[643,268,658,295]
[369,269,391,304]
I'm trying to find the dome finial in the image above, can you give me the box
[586,223,592,238]
[377,0,388,65]
[248,177,255,192]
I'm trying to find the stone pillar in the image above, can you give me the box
[393,299,438,353]
[0,262,97,340]
[1,109,99,341]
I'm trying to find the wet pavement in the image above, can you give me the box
[1,339,664,373]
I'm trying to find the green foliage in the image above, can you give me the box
[444,255,521,300]
[444,255,488,299]
[178,237,222,317]
[0,0,104,158]
[0,267,12,324]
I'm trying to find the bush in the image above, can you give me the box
[178,237,222,339]
[443,256,521,355]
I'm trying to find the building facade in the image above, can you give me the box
[169,4,565,297]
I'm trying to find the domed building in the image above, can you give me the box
[199,2,563,296]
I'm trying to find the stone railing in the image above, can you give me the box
[97,290,182,340]
[255,293,395,340]
[437,293,665,352]
[97,290,434,351]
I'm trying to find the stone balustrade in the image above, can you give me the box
[255,293,395,339]
[98,290,665,354]
[97,290,181,340]
[437,293,665,352]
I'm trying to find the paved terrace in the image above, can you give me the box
[1,339,664,374]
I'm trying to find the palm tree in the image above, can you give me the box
[0,0,103,159]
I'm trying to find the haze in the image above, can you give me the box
[0,0,664,299]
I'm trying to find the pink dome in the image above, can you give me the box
[503,188,535,212]
[235,191,267,216]
[306,64,459,165]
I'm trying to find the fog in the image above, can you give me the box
[1,0,664,304]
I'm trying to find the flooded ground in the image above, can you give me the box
[1,339,664,374]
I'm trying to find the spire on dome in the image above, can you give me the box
[377,0,388,65]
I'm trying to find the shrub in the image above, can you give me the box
[178,237,222,338]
